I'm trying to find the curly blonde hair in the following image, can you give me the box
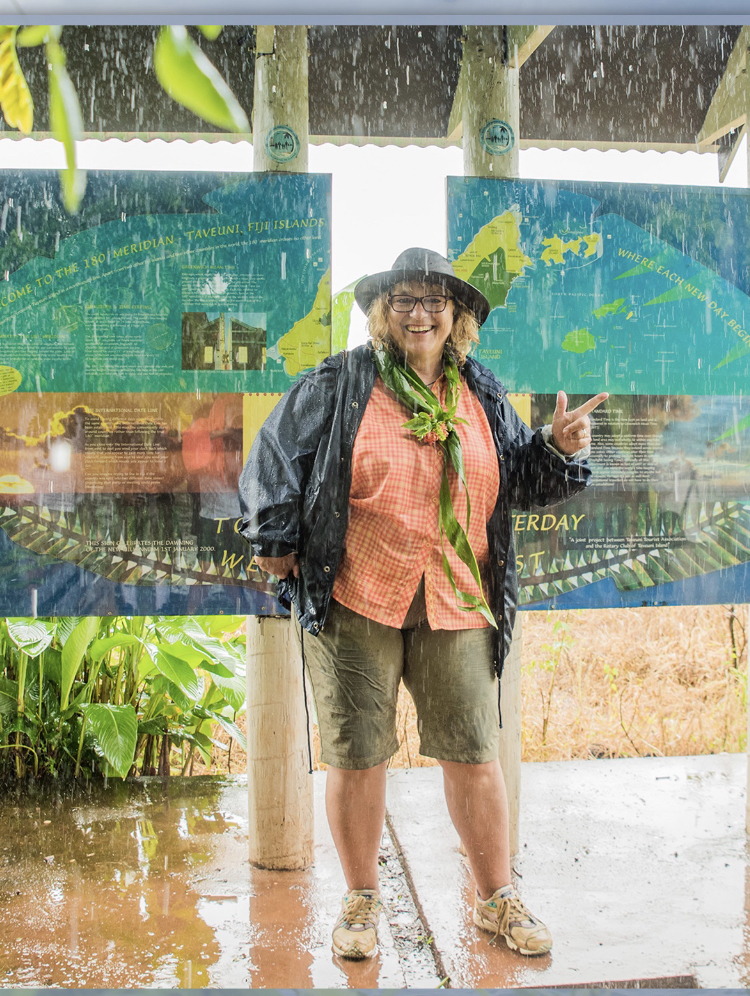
[366,291,480,366]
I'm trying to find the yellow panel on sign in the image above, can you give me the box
[507,393,531,426]
[243,394,285,462]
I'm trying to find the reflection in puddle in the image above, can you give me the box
[0,778,252,987]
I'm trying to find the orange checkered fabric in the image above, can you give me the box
[332,373,500,630]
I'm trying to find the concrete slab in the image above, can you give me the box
[0,773,439,988]
[248,775,439,988]
[385,754,748,989]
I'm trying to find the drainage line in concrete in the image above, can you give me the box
[384,810,452,987]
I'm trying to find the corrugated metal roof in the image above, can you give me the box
[1,24,741,151]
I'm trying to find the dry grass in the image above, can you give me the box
[520,604,746,762]
[201,605,747,774]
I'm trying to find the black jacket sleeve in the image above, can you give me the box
[237,356,341,559]
[497,393,591,511]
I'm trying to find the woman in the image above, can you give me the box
[239,248,607,960]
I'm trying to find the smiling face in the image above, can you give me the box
[385,280,454,380]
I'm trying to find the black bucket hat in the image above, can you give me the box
[354,247,491,326]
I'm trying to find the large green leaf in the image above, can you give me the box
[138,716,168,737]
[0,26,34,132]
[194,706,247,751]
[55,616,79,646]
[88,634,141,664]
[205,669,245,713]
[60,617,99,710]
[153,25,249,132]
[16,25,58,47]
[47,40,86,212]
[5,619,55,657]
[146,643,200,700]
[0,677,18,717]
[158,617,243,675]
[41,647,63,687]
[83,703,137,779]
[200,616,245,637]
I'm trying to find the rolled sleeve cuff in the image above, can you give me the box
[541,423,591,462]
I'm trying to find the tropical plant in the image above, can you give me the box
[0,614,246,785]
[0,24,249,212]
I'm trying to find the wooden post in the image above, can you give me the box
[461,25,522,854]
[462,26,520,180]
[247,617,314,868]
[246,24,314,870]
[252,25,309,174]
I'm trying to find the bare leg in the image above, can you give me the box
[326,762,387,891]
[439,758,512,900]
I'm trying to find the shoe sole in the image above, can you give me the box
[332,940,377,959]
[473,910,552,956]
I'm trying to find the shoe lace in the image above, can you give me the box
[343,893,379,927]
[490,892,534,944]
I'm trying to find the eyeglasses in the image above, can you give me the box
[388,294,453,314]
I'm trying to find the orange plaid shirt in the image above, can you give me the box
[332,373,500,630]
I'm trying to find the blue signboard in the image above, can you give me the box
[448,176,750,608]
[0,170,332,615]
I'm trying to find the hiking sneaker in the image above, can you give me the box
[473,886,552,956]
[332,889,383,959]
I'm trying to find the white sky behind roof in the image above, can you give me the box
[1,135,747,344]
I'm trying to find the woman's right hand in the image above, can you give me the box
[254,553,300,579]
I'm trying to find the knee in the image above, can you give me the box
[439,758,500,785]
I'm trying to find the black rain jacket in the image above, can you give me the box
[238,344,591,679]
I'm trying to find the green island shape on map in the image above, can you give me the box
[541,233,600,266]
[562,328,597,354]
[592,298,633,319]
[276,268,332,377]
[452,211,533,312]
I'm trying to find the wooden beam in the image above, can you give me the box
[507,25,556,71]
[698,25,749,149]
[448,25,555,141]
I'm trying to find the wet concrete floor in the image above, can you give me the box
[0,753,746,988]
[0,774,435,988]
[387,753,748,989]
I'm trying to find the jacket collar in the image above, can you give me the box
[463,355,508,403]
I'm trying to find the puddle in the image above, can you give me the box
[0,777,252,987]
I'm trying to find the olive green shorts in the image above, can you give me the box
[300,595,500,770]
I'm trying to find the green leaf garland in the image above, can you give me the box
[373,347,497,628]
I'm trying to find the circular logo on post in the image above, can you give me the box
[265,125,301,163]
[479,119,515,156]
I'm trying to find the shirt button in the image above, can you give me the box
[323,565,331,573]
[431,496,439,505]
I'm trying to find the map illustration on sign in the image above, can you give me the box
[448,177,750,609]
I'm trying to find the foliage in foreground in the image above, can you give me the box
[0,24,248,211]
[0,614,246,784]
